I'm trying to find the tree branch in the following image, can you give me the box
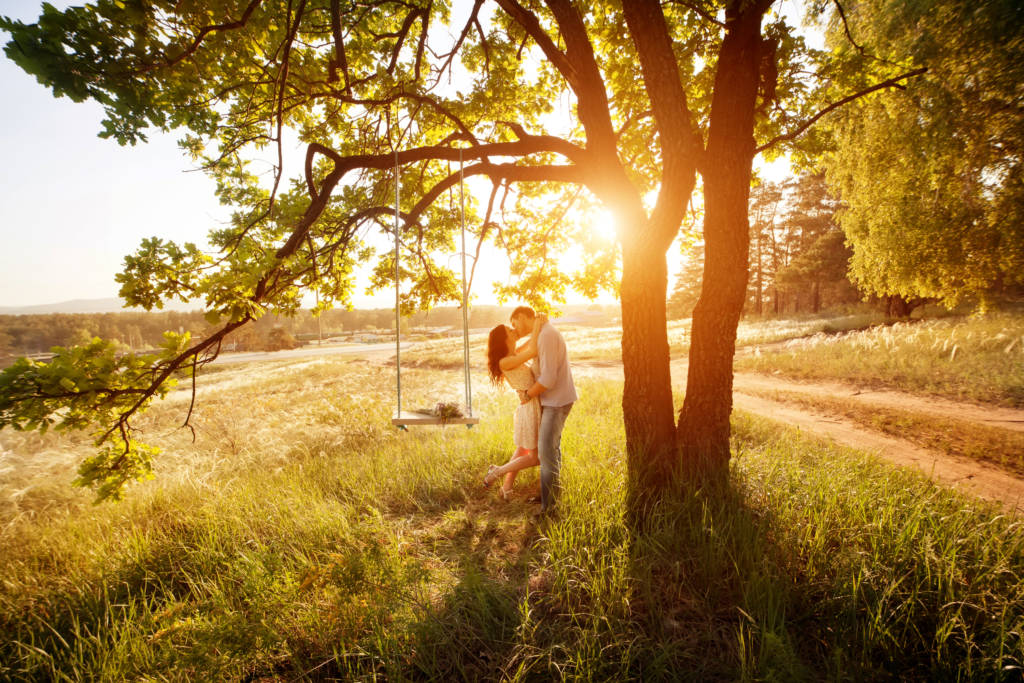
[492,0,578,89]
[666,0,726,28]
[358,160,587,233]
[98,318,250,453]
[429,0,483,89]
[542,0,619,154]
[141,0,263,73]
[755,66,927,153]
[496,120,588,164]
[831,0,865,56]
[469,180,503,296]
[328,0,351,91]
[269,0,306,223]
[622,0,701,243]
[413,2,430,82]
[386,7,423,74]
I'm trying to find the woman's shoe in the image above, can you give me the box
[483,465,499,488]
[500,486,513,501]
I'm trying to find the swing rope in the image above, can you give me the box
[460,149,473,418]
[394,147,402,418]
[393,145,477,427]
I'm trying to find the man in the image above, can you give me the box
[510,305,577,516]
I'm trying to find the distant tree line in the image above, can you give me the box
[820,0,1024,313]
[0,311,213,357]
[669,172,858,320]
[0,304,591,362]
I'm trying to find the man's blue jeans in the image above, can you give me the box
[538,402,573,512]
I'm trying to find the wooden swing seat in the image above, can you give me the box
[392,411,480,427]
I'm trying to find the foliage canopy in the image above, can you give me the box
[821,0,1024,308]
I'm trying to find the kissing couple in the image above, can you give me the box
[484,306,577,517]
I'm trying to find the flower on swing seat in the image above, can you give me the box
[433,401,464,422]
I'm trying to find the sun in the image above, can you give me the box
[592,209,618,242]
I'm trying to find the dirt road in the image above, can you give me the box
[731,373,1024,433]
[211,341,415,365]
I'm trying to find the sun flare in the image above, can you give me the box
[592,209,618,242]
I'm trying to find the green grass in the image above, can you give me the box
[1,359,1022,680]
[735,312,1024,407]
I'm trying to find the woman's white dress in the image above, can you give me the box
[504,363,540,450]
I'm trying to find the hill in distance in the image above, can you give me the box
[0,297,202,316]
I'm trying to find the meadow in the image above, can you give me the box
[402,311,885,367]
[407,310,1024,410]
[734,311,1024,407]
[1,339,1022,680]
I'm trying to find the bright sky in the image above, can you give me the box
[0,1,807,311]
[0,0,224,308]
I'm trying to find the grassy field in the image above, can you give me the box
[402,311,885,367]
[1,355,1022,680]
[406,310,1024,409]
[735,312,1024,407]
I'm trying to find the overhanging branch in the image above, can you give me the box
[666,0,726,28]
[755,66,927,154]
[140,0,263,73]
[493,0,578,89]
[831,0,865,56]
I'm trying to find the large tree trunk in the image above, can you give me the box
[621,236,678,498]
[885,294,927,318]
[677,2,766,477]
[617,0,701,509]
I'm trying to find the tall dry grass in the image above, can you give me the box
[736,313,1024,406]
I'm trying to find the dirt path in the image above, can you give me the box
[731,373,1024,433]
[573,360,1024,513]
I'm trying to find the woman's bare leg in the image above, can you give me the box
[485,447,539,489]
[497,447,539,494]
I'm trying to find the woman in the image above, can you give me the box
[482,314,547,500]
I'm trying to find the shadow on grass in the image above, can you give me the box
[624,476,818,682]
[266,500,545,681]
[399,512,543,680]
[297,474,823,681]
[10,431,1018,682]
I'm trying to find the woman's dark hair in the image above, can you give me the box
[486,324,510,385]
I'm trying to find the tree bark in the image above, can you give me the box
[677,2,766,477]
[621,233,678,498]
[885,294,927,318]
[618,0,700,508]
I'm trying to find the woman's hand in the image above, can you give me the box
[533,314,548,333]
